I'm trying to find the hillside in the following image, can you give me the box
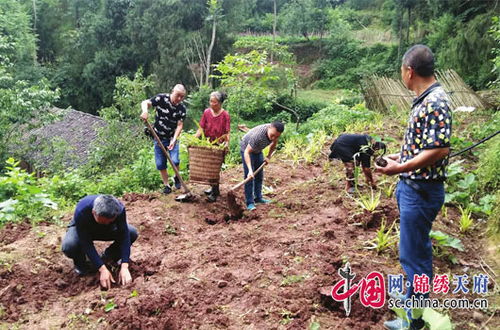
[1,142,498,329]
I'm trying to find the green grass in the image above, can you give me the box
[280,274,308,287]
[297,89,347,104]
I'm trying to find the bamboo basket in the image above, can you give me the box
[188,146,225,185]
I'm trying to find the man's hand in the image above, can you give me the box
[264,157,271,165]
[386,153,400,161]
[168,139,176,150]
[246,169,254,180]
[375,157,401,176]
[140,112,148,121]
[99,265,116,290]
[119,263,132,286]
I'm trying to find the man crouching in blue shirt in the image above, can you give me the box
[61,195,138,289]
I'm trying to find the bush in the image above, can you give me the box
[0,158,57,225]
[82,120,147,176]
[299,103,376,135]
[314,40,397,90]
[274,94,328,122]
[477,138,500,194]
[488,192,500,235]
[185,85,213,131]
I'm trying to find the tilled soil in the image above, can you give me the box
[0,159,497,329]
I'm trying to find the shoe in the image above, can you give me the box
[163,185,172,194]
[204,187,213,195]
[384,318,408,330]
[247,203,256,211]
[384,316,424,330]
[410,318,425,330]
[174,177,181,190]
[255,198,271,204]
[73,260,89,276]
[207,193,217,203]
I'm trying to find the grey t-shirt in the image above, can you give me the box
[240,124,272,153]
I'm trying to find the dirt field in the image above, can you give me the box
[0,157,498,329]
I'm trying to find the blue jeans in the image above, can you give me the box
[241,151,264,206]
[396,180,444,301]
[62,224,138,264]
[154,139,180,170]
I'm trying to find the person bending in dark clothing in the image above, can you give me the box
[329,134,386,193]
[61,195,138,289]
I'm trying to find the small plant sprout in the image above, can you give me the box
[365,218,398,254]
[279,309,294,325]
[441,205,448,219]
[104,300,117,313]
[381,179,396,198]
[458,205,473,233]
[349,188,381,213]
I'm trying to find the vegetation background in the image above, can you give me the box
[0,0,498,326]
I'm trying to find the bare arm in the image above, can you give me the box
[140,100,152,120]
[265,140,278,163]
[376,148,449,176]
[194,127,203,138]
[168,121,184,150]
[244,144,254,178]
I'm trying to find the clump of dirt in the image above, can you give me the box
[0,222,31,246]
[122,193,157,203]
[226,190,244,219]
[0,156,496,329]
[105,290,178,329]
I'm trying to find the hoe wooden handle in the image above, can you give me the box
[230,151,275,191]
[143,119,191,194]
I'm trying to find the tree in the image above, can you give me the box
[0,0,59,168]
[205,0,223,86]
[279,0,331,40]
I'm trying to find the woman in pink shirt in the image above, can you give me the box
[194,91,231,202]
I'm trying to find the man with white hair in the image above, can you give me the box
[62,195,138,289]
[141,84,187,194]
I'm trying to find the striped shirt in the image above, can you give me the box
[240,124,272,153]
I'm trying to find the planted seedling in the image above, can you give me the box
[349,188,381,213]
[458,205,473,233]
[104,300,117,313]
[365,218,398,254]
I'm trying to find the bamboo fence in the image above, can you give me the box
[361,69,487,112]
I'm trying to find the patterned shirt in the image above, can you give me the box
[240,124,272,153]
[150,93,187,140]
[400,83,452,181]
[199,108,231,142]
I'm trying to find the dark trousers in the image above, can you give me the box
[241,151,264,206]
[61,224,138,265]
[396,180,444,302]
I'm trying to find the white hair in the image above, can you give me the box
[93,195,121,218]
[172,84,186,94]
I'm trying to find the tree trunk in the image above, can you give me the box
[397,5,404,60]
[206,17,217,86]
[32,0,37,64]
[407,7,411,46]
[271,0,277,63]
